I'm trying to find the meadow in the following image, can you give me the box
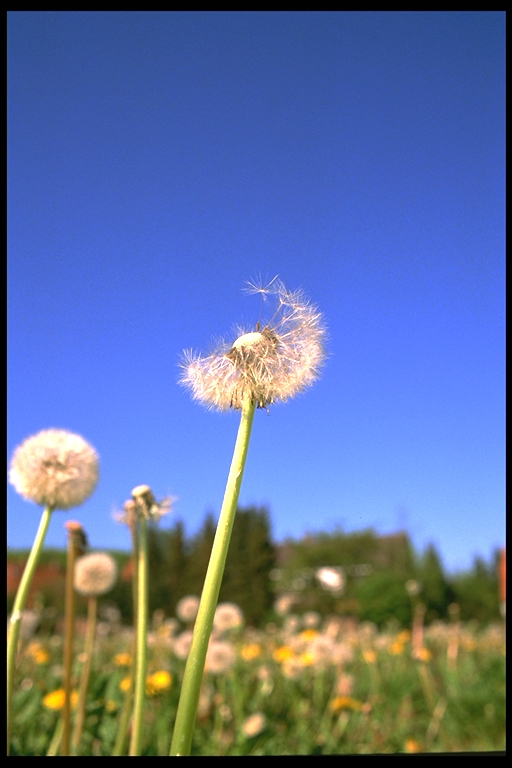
[9,604,505,755]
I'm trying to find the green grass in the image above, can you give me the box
[9,616,505,755]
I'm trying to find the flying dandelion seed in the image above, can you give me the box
[179,278,326,410]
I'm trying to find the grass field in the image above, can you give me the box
[9,609,505,755]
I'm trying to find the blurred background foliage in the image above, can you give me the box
[7,506,502,629]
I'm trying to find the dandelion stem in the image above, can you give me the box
[62,523,85,756]
[7,504,53,754]
[129,514,149,756]
[72,595,98,753]
[170,395,257,756]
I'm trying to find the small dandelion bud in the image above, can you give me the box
[74,552,118,597]
[179,277,326,411]
[9,429,99,510]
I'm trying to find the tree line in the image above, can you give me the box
[7,506,502,629]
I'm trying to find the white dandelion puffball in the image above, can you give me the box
[9,429,99,510]
[179,277,326,410]
[74,552,118,597]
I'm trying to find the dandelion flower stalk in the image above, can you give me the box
[112,501,139,756]
[7,504,53,753]
[170,394,256,755]
[127,485,170,756]
[7,429,98,755]
[72,552,117,753]
[170,278,325,756]
[62,521,87,756]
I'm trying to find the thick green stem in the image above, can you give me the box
[129,514,148,756]
[170,396,257,756]
[7,505,53,754]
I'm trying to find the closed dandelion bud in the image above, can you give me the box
[9,429,99,510]
[74,552,118,597]
[179,277,326,410]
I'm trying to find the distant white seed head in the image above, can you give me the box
[179,278,326,410]
[74,552,118,596]
[9,429,99,510]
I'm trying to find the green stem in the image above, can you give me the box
[112,523,138,756]
[7,505,53,755]
[170,395,257,756]
[72,596,98,753]
[62,527,81,756]
[129,514,148,756]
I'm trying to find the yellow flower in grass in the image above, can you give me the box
[389,640,405,655]
[26,642,50,665]
[146,670,172,696]
[241,643,262,661]
[404,738,422,753]
[273,646,294,663]
[330,696,363,713]
[300,629,319,642]
[362,650,377,664]
[119,677,132,693]
[413,647,432,662]
[113,652,132,667]
[42,689,78,711]
[298,651,315,666]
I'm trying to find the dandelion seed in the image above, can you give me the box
[179,278,326,410]
[9,429,99,510]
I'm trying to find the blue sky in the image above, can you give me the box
[8,12,505,574]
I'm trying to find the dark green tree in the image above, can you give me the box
[419,543,454,621]
[356,570,413,627]
[220,506,276,626]
[451,552,500,623]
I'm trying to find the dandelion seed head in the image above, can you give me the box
[176,595,200,624]
[9,429,99,510]
[179,278,326,410]
[74,552,118,597]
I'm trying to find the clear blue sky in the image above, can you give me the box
[8,12,505,575]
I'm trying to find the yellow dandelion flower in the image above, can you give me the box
[404,738,422,753]
[119,676,132,693]
[329,696,363,713]
[273,646,294,663]
[146,670,172,696]
[389,640,405,655]
[241,643,262,661]
[362,649,377,664]
[34,648,50,664]
[113,652,132,667]
[26,642,50,664]
[300,629,319,642]
[42,689,79,711]
[413,647,432,662]
[298,651,316,666]
[105,700,118,713]
[397,630,411,643]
